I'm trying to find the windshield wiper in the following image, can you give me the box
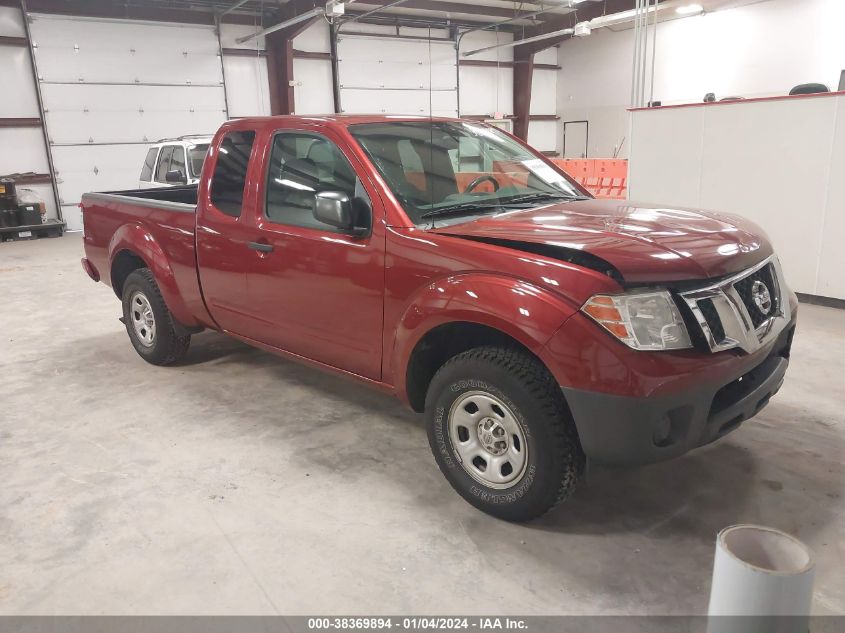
[500,192,589,205]
[419,202,504,220]
[418,192,588,222]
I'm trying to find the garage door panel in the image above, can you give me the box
[34,46,222,85]
[31,17,222,85]
[337,34,457,118]
[339,61,455,91]
[45,109,223,144]
[40,83,225,113]
[337,37,454,65]
[52,145,149,200]
[53,144,148,231]
[341,88,456,116]
[30,15,226,230]
[30,16,220,54]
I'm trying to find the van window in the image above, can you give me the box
[155,146,174,183]
[210,131,256,218]
[170,147,187,180]
[188,144,209,178]
[140,148,158,182]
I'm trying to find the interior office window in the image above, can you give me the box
[154,146,174,183]
[265,133,357,230]
[140,148,158,182]
[170,147,187,180]
[210,131,256,218]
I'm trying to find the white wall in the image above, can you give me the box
[629,93,845,300]
[557,0,845,157]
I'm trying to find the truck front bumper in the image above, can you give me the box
[561,320,795,467]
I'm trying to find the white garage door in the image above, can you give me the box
[336,29,457,117]
[29,14,227,230]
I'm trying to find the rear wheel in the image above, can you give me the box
[425,346,584,522]
[121,268,190,366]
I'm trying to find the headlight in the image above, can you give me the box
[581,290,692,351]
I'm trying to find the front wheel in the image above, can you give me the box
[121,268,190,366]
[425,346,584,522]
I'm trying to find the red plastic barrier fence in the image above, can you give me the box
[551,159,628,199]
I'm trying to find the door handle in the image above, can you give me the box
[248,241,274,253]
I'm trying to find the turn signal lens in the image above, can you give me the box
[582,290,692,351]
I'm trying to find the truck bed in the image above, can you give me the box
[86,184,199,209]
[80,184,207,329]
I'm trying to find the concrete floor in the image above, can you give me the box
[1,233,843,616]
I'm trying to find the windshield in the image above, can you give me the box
[349,121,586,225]
[188,144,210,179]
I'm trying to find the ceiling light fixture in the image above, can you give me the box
[676,3,704,15]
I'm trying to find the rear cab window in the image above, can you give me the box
[210,130,256,218]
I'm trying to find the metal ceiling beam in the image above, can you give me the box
[457,3,573,39]
[220,0,252,17]
[15,0,270,25]
[517,0,639,52]
[350,0,548,19]
[337,0,410,29]
[235,5,324,44]
[462,24,574,56]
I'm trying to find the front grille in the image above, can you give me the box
[678,256,790,354]
[697,298,726,344]
[732,263,778,329]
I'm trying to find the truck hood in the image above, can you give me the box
[429,198,772,283]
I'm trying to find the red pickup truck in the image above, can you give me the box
[81,115,796,521]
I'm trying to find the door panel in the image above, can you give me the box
[195,130,259,334]
[245,224,385,379]
[564,120,589,159]
[241,130,385,380]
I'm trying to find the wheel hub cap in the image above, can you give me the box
[130,291,156,347]
[448,391,528,490]
[478,418,508,455]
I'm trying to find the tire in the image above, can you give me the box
[425,346,584,522]
[121,268,191,366]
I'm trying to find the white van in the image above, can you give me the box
[139,135,213,188]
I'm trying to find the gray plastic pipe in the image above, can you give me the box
[707,524,815,633]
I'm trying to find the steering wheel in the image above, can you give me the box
[464,175,500,193]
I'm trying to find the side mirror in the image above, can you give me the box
[165,169,186,184]
[313,191,357,233]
